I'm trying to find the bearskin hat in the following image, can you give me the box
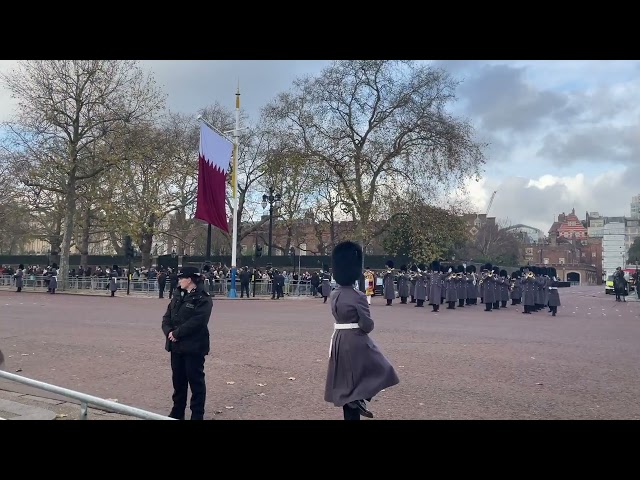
[400,264,407,272]
[410,264,418,272]
[548,267,557,277]
[19,264,24,270]
[386,260,394,269]
[323,264,330,272]
[441,265,448,274]
[467,264,477,274]
[511,271,519,279]
[431,260,441,272]
[483,263,492,272]
[331,241,362,286]
[418,263,426,271]
[492,267,500,275]
[500,269,507,277]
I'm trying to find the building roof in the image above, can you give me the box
[548,222,561,234]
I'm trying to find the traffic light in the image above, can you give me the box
[255,244,262,257]
[124,236,134,260]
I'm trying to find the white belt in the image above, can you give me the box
[329,323,360,357]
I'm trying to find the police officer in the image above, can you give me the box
[161,266,212,420]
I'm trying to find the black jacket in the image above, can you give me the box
[162,284,212,355]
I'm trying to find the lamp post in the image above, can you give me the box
[262,187,282,260]
[171,247,178,272]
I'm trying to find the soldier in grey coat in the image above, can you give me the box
[499,269,509,308]
[383,260,396,306]
[510,271,522,305]
[14,264,24,293]
[413,263,427,307]
[396,265,411,304]
[520,267,536,314]
[325,241,400,420]
[481,264,495,311]
[428,261,443,312]
[547,267,561,316]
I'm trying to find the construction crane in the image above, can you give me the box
[486,190,497,216]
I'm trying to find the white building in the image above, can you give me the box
[631,194,640,220]
[602,222,626,277]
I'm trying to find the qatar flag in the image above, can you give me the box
[194,122,234,233]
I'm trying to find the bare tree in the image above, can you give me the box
[0,60,165,288]
[459,219,523,265]
[262,60,486,255]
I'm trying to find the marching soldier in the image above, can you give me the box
[109,265,119,297]
[481,264,495,312]
[445,267,457,309]
[456,265,466,308]
[499,269,509,308]
[325,241,399,420]
[466,265,478,305]
[396,265,411,304]
[428,261,443,312]
[48,263,59,294]
[409,265,418,303]
[414,264,427,307]
[383,260,395,306]
[547,267,561,316]
[521,267,536,314]
[510,271,522,305]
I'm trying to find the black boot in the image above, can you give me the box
[386,299,392,306]
[447,301,455,309]
[347,400,374,418]
[401,297,407,304]
[458,299,465,307]
[501,300,507,308]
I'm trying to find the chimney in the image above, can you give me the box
[550,234,557,246]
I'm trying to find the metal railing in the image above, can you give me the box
[0,274,323,298]
[0,370,174,420]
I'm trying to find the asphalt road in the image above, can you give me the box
[0,286,639,420]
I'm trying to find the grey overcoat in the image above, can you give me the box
[325,286,399,407]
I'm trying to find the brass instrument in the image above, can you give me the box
[527,271,535,278]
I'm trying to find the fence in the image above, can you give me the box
[0,370,173,420]
[0,274,322,298]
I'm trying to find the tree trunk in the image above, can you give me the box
[59,175,77,290]
[141,232,153,269]
[80,205,91,267]
[109,231,123,255]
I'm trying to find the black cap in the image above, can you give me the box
[177,266,200,279]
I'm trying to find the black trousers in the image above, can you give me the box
[170,352,206,420]
[240,282,250,298]
[159,285,165,298]
[343,405,360,420]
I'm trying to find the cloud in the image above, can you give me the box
[464,169,636,234]
[458,64,570,132]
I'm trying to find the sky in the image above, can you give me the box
[0,60,638,235]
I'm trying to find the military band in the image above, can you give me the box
[366,259,562,317]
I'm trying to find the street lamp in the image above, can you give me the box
[262,187,282,260]
[171,247,178,272]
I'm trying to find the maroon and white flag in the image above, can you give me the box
[194,122,233,233]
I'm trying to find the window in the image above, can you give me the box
[559,258,565,264]
[543,258,549,265]
[526,248,533,255]
[592,252,597,257]
[299,243,307,256]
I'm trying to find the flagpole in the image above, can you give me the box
[228,84,240,298]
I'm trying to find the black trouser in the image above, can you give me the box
[240,282,250,298]
[447,301,456,309]
[17,286,22,292]
[485,302,492,311]
[170,352,206,420]
[110,290,115,297]
[523,305,532,314]
[550,306,557,315]
[458,299,465,307]
[493,301,500,310]
[343,404,360,420]
[410,295,416,303]
[415,299,424,307]
[400,296,407,304]
[501,300,507,308]
[312,285,318,296]
[431,303,440,312]
[159,284,165,298]
[386,298,392,305]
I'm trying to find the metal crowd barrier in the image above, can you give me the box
[0,370,173,420]
[0,274,320,298]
